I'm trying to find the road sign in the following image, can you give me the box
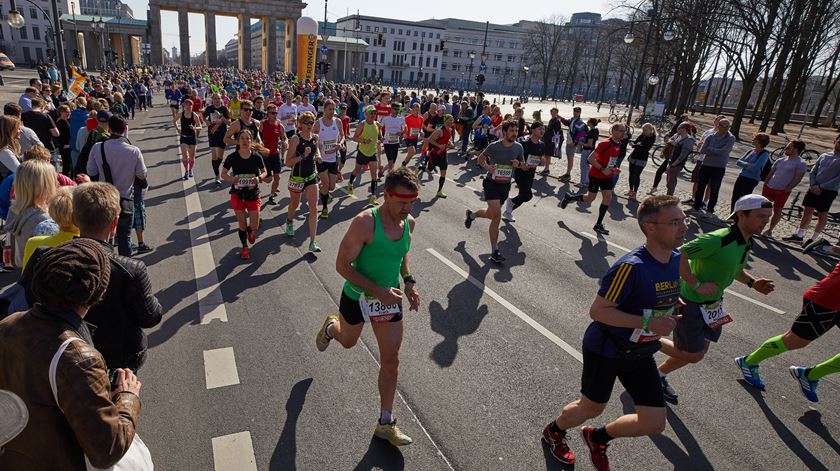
[319,45,328,54]
[479,63,486,71]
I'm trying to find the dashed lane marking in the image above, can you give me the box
[211,431,258,471]
[203,347,241,389]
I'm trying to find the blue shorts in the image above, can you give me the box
[673,299,723,353]
[133,201,147,230]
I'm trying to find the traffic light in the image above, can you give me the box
[73,49,81,59]
[439,40,445,50]
[324,62,331,73]
[316,61,322,73]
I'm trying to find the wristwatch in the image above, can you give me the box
[642,311,652,332]
[403,275,417,285]
[747,278,755,289]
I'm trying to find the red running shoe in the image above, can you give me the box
[580,426,610,471]
[240,246,250,260]
[247,229,256,244]
[542,423,575,465]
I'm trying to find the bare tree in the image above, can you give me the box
[523,16,565,99]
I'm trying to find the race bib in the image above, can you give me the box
[285,115,296,126]
[494,165,513,183]
[169,99,179,106]
[323,139,337,153]
[629,307,673,343]
[210,111,221,123]
[526,154,542,168]
[407,127,420,138]
[386,132,400,144]
[700,300,732,329]
[234,175,256,189]
[359,294,402,323]
[608,157,618,168]
[288,176,305,193]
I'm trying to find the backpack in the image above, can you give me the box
[761,158,775,182]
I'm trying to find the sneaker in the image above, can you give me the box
[369,196,379,206]
[502,210,515,222]
[188,170,194,178]
[580,426,610,471]
[247,229,256,245]
[660,376,678,402]
[374,420,413,447]
[309,240,322,253]
[215,178,222,186]
[542,423,575,465]
[240,246,250,260]
[347,184,354,195]
[560,193,572,210]
[781,234,804,243]
[538,169,550,176]
[267,196,277,205]
[490,250,506,263]
[183,174,189,181]
[316,315,338,351]
[435,190,447,198]
[593,224,610,236]
[327,194,334,204]
[136,243,154,254]
[285,222,294,237]
[735,356,765,390]
[647,187,658,195]
[681,198,695,205]
[319,208,329,219]
[464,209,474,229]
[130,242,139,251]
[789,366,819,402]
[802,238,829,255]
[559,174,571,183]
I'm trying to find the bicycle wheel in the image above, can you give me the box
[769,146,785,163]
[608,114,618,124]
[650,145,663,167]
[683,152,699,173]
[802,150,820,169]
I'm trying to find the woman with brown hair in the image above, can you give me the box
[0,116,22,180]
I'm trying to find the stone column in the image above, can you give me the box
[178,8,190,66]
[122,35,133,65]
[266,17,277,73]
[149,4,163,65]
[205,12,217,67]
[284,18,296,74]
[239,13,252,69]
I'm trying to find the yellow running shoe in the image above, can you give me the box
[316,315,338,352]
[347,184,354,195]
[374,420,413,446]
[369,196,379,206]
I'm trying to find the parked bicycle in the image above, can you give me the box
[769,135,820,169]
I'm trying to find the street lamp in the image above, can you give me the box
[5,0,68,89]
[623,32,635,44]
[522,65,529,99]
[648,75,660,86]
[91,18,107,71]
[5,9,25,29]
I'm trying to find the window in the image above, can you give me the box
[32,26,40,40]
[509,41,516,48]
[507,55,514,62]
[411,56,415,66]
[381,39,386,47]
[22,47,31,63]
[19,27,28,39]
[421,32,426,38]
[434,45,438,52]
[436,33,440,39]
[451,64,458,71]
[29,8,37,19]
[380,53,385,63]
[365,52,369,62]
[390,28,395,34]
[431,73,436,84]
[399,29,403,35]
[414,31,418,37]
[426,43,431,52]
[441,62,447,69]
[494,53,502,61]
[413,42,417,51]
[496,40,505,47]
[425,57,430,67]
[433,58,437,67]
[442,50,448,57]
[35,47,43,60]
[366,26,371,32]
[374,26,379,32]
[492,67,501,74]
[410,71,414,82]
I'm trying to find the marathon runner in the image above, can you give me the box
[203,93,231,185]
[416,103,441,177]
[228,91,242,121]
[399,104,424,168]
[504,122,545,222]
[557,107,587,182]
[337,103,351,182]
[380,103,406,177]
[464,120,524,263]
[313,99,344,220]
[279,92,298,139]
[223,101,262,149]
[259,102,287,205]
[220,129,267,260]
[425,114,455,198]
[349,106,382,206]
[165,82,183,121]
[736,257,840,402]
[284,112,322,253]
[657,194,775,401]
[544,195,685,470]
[315,167,421,447]
[540,108,564,176]
[560,124,627,236]
[174,99,201,181]
[471,105,493,160]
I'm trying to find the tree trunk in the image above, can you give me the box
[701,50,721,115]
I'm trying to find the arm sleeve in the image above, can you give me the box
[808,156,822,186]
[681,232,721,260]
[0,150,20,174]
[126,262,163,328]
[135,151,148,179]
[86,143,100,177]
[597,261,637,305]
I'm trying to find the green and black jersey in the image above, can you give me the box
[680,225,751,303]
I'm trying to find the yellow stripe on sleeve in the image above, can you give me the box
[605,263,632,302]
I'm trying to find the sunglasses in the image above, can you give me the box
[301,120,315,126]
[268,111,278,114]
[241,108,252,111]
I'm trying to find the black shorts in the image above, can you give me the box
[339,291,403,325]
[673,299,724,353]
[265,154,282,176]
[474,136,489,151]
[209,134,226,149]
[339,147,347,164]
[791,298,839,341]
[482,178,511,202]
[544,141,557,157]
[405,138,419,148]
[384,143,400,162]
[317,160,339,174]
[180,136,197,146]
[357,150,377,166]
[588,176,615,193]
[802,189,838,213]
[581,348,665,407]
[428,153,448,171]
[690,162,702,182]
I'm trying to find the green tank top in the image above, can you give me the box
[358,121,380,157]
[343,207,410,301]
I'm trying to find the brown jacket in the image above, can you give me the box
[0,305,141,470]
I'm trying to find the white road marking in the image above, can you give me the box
[211,431,258,471]
[426,248,583,364]
[580,232,786,314]
[130,129,147,135]
[203,347,241,389]
[182,175,228,324]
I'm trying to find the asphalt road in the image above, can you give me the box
[3,95,839,471]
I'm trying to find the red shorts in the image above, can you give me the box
[230,194,261,211]
[761,185,790,210]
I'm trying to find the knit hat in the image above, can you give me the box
[31,239,111,311]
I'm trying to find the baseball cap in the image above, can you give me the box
[0,389,28,447]
[727,194,772,221]
[96,110,112,122]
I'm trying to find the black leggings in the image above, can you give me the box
[628,162,645,192]
[652,158,668,188]
[730,176,759,212]
[693,165,726,212]
[511,169,535,210]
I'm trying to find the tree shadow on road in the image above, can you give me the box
[269,378,313,471]
[351,436,405,471]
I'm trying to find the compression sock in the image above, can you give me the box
[806,352,840,381]
[549,421,566,435]
[238,229,247,247]
[379,410,393,425]
[211,159,222,177]
[438,176,445,191]
[744,334,788,366]
[796,228,806,237]
[811,230,822,241]
[596,204,609,225]
[570,194,585,202]
[320,192,329,208]
[591,426,614,445]
[370,179,377,196]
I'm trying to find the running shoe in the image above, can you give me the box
[538,169,550,176]
[660,376,678,402]
[347,183,354,195]
[464,209,474,229]
[285,222,295,237]
[369,196,379,206]
[559,174,571,183]
[490,250,506,264]
[247,228,256,245]
[735,356,765,390]
[316,315,338,351]
[681,198,695,205]
[309,240,321,253]
[240,246,250,260]
[215,178,221,186]
[319,208,329,219]
[136,243,154,254]
[575,182,588,189]
[647,187,658,195]
[580,426,610,471]
[789,366,819,402]
[782,234,804,243]
[436,190,447,199]
[502,210,515,222]
[542,423,575,465]
[593,224,610,236]
[374,420,413,446]
[560,193,572,209]
[267,196,277,205]
[188,170,194,178]
[802,238,829,255]
[328,194,334,204]
[183,174,189,181]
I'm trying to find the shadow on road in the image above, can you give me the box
[269,378,313,470]
[557,220,613,279]
[799,410,840,457]
[351,435,405,471]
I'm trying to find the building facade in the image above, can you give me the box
[0,0,78,65]
[78,0,133,18]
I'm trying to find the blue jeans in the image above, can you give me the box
[116,209,134,257]
[580,149,592,185]
[460,126,471,152]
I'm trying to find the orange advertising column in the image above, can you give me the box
[296,17,319,82]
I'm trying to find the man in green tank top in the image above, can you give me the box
[315,167,421,447]
[348,105,383,206]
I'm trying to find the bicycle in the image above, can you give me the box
[608,110,628,124]
[769,135,820,169]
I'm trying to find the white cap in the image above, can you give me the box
[0,390,28,447]
[727,194,772,221]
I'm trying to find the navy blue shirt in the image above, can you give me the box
[582,246,681,358]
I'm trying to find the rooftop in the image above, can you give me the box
[59,13,146,27]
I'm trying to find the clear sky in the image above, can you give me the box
[120,0,616,56]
